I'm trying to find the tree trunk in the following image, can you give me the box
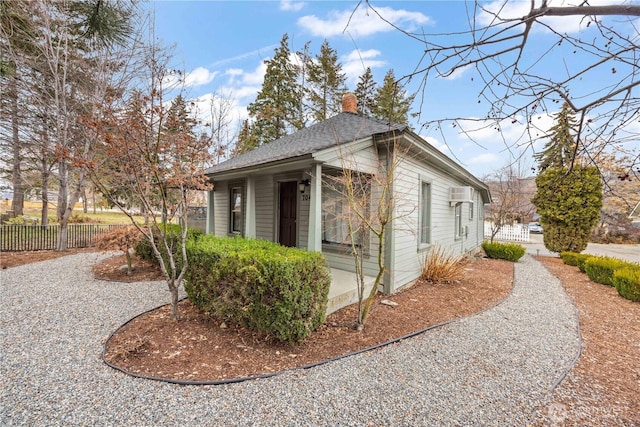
[57,161,69,251]
[41,167,49,227]
[125,251,133,275]
[169,282,180,320]
[9,76,24,216]
[56,168,88,251]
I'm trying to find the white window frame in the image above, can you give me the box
[454,202,463,239]
[420,181,431,246]
[229,185,243,235]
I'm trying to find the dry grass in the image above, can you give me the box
[420,244,470,283]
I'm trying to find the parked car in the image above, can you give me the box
[528,222,543,233]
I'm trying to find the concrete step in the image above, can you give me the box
[326,268,376,315]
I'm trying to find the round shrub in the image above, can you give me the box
[481,241,526,262]
[184,235,331,344]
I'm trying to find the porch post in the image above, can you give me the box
[245,176,256,238]
[206,189,215,235]
[307,163,322,252]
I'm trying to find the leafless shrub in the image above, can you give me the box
[421,244,469,284]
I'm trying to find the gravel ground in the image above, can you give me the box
[1,253,580,426]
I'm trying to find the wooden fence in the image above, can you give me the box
[484,223,530,242]
[0,224,124,251]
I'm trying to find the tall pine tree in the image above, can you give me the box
[304,39,347,123]
[373,69,414,124]
[233,119,259,156]
[354,67,377,117]
[534,102,578,171]
[247,34,302,146]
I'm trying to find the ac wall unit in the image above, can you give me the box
[449,186,475,205]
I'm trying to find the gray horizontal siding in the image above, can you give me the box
[390,157,485,290]
[255,177,274,241]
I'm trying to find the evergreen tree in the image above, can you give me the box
[532,101,602,253]
[532,166,602,253]
[534,102,578,171]
[0,0,135,236]
[294,41,312,128]
[0,0,36,216]
[247,34,302,146]
[373,69,414,124]
[354,67,377,116]
[233,119,259,156]
[305,39,347,123]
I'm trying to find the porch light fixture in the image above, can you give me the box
[299,179,310,193]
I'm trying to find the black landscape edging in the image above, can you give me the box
[102,259,518,386]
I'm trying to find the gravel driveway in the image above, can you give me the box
[1,253,580,426]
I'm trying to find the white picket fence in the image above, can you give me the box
[484,223,530,242]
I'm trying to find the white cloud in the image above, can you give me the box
[280,0,305,12]
[241,61,268,87]
[162,67,217,89]
[184,67,218,87]
[341,49,387,85]
[298,6,431,38]
[421,135,450,154]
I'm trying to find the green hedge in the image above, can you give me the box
[135,224,203,271]
[612,266,640,302]
[584,256,632,287]
[560,251,592,270]
[481,241,526,262]
[184,236,331,344]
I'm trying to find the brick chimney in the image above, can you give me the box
[342,93,357,114]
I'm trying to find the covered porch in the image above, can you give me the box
[204,146,384,315]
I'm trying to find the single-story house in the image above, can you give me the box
[204,94,491,312]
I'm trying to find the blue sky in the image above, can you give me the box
[149,0,637,178]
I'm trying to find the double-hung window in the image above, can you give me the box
[229,186,243,234]
[454,203,463,239]
[420,182,431,245]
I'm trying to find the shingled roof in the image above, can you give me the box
[205,112,407,175]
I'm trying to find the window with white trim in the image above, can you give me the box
[454,202,463,239]
[321,174,369,248]
[420,182,431,244]
[229,186,243,234]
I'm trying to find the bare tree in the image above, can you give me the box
[198,91,235,165]
[591,148,640,239]
[87,41,213,320]
[323,133,413,329]
[483,161,536,242]
[359,1,640,176]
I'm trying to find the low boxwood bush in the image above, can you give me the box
[612,265,640,302]
[481,241,526,262]
[584,256,630,287]
[560,251,591,269]
[184,236,331,344]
